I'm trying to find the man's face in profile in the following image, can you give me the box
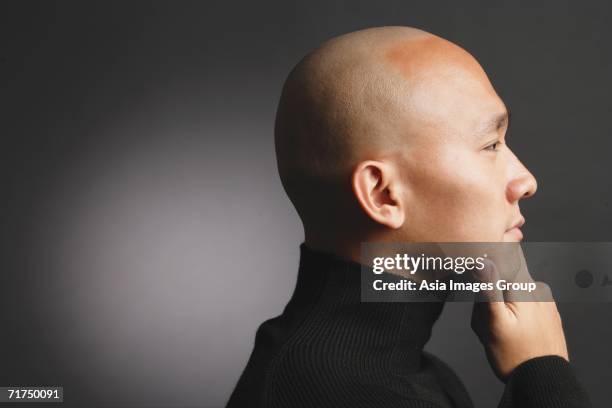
[384,39,538,243]
[275,28,538,247]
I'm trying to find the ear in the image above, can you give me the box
[352,160,405,229]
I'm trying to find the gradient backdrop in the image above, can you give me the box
[2,1,611,407]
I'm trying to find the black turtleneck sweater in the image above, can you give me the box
[226,244,591,408]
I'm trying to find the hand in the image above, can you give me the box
[470,258,569,382]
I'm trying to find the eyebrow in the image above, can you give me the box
[476,108,511,138]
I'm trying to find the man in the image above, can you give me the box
[226,26,591,407]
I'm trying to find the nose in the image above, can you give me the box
[506,152,538,203]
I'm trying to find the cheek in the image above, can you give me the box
[405,149,506,241]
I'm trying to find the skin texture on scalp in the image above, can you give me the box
[274,26,536,259]
[275,28,429,185]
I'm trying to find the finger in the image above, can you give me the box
[532,281,554,302]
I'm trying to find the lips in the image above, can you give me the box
[506,226,523,240]
[508,217,525,230]
[506,216,525,240]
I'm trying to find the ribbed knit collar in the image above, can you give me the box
[292,242,447,375]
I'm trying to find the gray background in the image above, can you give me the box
[1,1,611,407]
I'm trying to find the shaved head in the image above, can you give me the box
[276,28,434,177]
[274,26,536,256]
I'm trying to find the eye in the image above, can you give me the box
[484,141,502,151]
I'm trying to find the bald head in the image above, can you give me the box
[274,26,528,252]
[275,27,439,181]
